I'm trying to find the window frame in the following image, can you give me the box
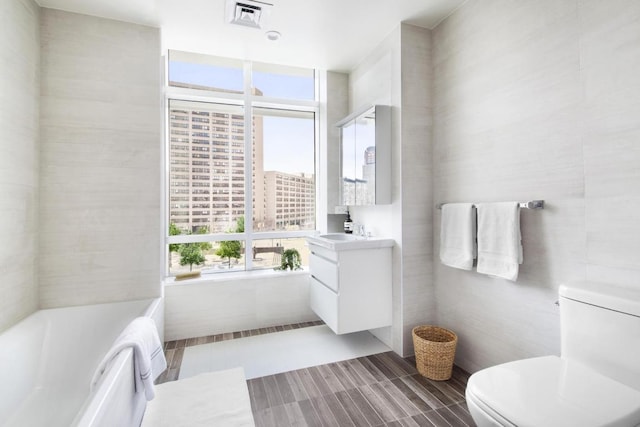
[163,56,320,277]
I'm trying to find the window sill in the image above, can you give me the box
[163,267,309,286]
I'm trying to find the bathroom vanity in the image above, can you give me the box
[306,234,393,334]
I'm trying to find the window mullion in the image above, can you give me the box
[243,61,254,271]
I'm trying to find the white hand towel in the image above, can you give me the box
[476,202,523,281]
[440,203,476,270]
[91,317,167,400]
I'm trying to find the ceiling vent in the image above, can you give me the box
[226,0,273,29]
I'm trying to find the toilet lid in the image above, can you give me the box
[466,356,640,427]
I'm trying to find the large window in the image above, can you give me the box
[166,51,317,277]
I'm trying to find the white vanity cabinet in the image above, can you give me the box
[307,235,393,334]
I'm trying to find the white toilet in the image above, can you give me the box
[466,281,640,427]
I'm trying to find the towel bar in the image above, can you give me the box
[436,200,544,210]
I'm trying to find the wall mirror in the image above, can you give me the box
[337,105,390,206]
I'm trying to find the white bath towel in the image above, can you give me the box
[91,317,167,400]
[141,368,255,427]
[476,202,523,281]
[439,203,476,270]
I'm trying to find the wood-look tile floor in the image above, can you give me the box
[158,321,476,427]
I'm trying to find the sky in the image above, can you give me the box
[261,116,314,175]
[169,61,315,99]
[170,61,315,174]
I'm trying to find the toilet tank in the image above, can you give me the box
[560,281,640,391]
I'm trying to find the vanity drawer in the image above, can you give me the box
[309,252,339,292]
[308,244,338,262]
[309,277,338,333]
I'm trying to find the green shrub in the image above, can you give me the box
[276,248,302,271]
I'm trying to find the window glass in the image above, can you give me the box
[252,238,309,270]
[252,62,315,100]
[169,100,245,234]
[169,50,244,93]
[168,238,246,276]
[253,107,315,232]
[166,53,317,276]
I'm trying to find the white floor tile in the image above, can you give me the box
[179,325,390,380]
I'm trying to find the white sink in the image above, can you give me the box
[307,233,394,251]
[319,233,359,241]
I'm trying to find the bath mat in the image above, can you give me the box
[179,325,390,380]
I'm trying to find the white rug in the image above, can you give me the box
[144,368,254,427]
[179,325,390,380]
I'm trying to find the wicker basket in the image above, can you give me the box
[412,325,458,381]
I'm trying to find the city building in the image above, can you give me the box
[168,85,314,233]
[264,171,315,230]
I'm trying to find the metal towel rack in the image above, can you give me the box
[436,200,544,210]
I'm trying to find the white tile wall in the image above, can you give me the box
[580,0,640,287]
[349,24,435,356]
[164,273,319,341]
[0,0,40,333]
[433,0,640,373]
[38,9,162,308]
[399,25,437,357]
[324,71,349,219]
[6,0,634,373]
[348,27,400,353]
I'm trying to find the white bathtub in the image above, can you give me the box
[0,298,163,427]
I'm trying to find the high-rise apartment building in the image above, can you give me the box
[264,171,315,230]
[169,104,256,233]
[168,87,314,234]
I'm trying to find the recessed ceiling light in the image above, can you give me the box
[265,30,281,41]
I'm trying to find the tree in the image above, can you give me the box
[215,217,243,268]
[178,242,206,271]
[169,222,183,254]
[235,216,245,233]
[194,226,212,251]
[216,240,242,268]
[170,223,212,273]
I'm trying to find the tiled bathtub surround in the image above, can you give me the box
[0,0,40,333]
[1,2,162,332]
[39,9,162,308]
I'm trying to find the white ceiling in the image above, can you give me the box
[35,0,465,72]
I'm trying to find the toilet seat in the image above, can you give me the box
[466,355,640,427]
[466,389,516,427]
